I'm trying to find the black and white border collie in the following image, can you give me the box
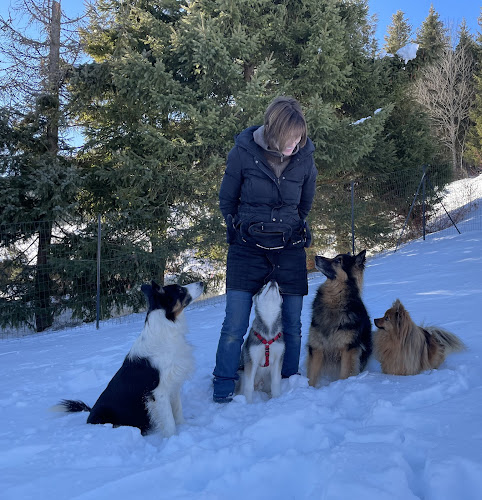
[55,281,204,437]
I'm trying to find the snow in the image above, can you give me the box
[1,181,482,500]
[378,43,419,63]
[396,43,419,64]
[352,108,383,125]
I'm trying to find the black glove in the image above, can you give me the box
[303,220,312,248]
[226,214,237,244]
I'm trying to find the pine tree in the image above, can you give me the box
[384,10,412,55]
[0,0,82,331]
[293,0,352,101]
[338,0,382,116]
[0,102,81,331]
[71,0,392,266]
[466,72,482,168]
[465,10,482,168]
[415,4,449,65]
[69,0,283,306]
[456,20,478,171]
[70,0,202,289]
[457,19,479,59]
[269,0,391,177]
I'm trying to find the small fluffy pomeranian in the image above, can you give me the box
[373,299,466,376]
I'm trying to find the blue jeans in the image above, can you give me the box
[213,290,303,398]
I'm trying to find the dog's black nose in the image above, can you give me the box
[374,319,383,329]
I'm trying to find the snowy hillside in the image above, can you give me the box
[1,185,481,499]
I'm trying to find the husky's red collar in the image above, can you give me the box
[254,331,283,367]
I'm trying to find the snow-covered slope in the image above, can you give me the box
[1,192,481,500]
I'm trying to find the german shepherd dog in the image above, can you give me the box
[55,281,204,437]
[240,280,285,403]
[373,299,466,375]
[307,250,372,386]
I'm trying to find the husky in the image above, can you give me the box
[54,281,204,437]
[307,250,372,386]
[240,280,285,403]
[374,299,466,375]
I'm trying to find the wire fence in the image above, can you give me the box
[1,166,481,337]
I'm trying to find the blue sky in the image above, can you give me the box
[60,1,481,39]
[369,0,480,46]
[1,1,481,46]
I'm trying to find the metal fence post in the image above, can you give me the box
[395,169,426,252]
[422,165,426,240]
[96,214,101,330]
[351,180,355,255]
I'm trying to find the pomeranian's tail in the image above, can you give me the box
[426,327,466,354]
[51,399,92,413]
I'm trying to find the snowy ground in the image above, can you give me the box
[1,188,481,499]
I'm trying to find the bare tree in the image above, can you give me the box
[414,43,476,172]
[0,0,84,108]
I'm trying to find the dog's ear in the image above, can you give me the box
[314,256,323,273]
[394,299,406,327]
[141,283,153,298]
[141,284,153,310]
[355,249,366,266]
[151,280,163,292]
[141,281,165,300]
[395,299,406,314]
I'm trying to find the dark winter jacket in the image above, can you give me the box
[219,125,317,295]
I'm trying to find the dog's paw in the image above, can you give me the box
[162,428,176,438]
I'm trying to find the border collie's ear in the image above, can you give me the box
[141,281,165,301]
[141,283,153,300]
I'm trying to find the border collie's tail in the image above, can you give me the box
[52,399,92,413]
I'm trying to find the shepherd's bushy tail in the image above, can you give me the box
[53,399,92,413]
[426,327,466,353]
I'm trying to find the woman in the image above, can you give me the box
[213,96,317,403]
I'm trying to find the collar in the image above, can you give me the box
[254,331,283,367]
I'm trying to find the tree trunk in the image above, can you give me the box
[34,0,61,331]
[47,0,61,154]
[243,62,255,82]
[35,221,53,332]
[150,221,168,286]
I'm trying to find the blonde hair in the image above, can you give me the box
[263,96,307,153]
